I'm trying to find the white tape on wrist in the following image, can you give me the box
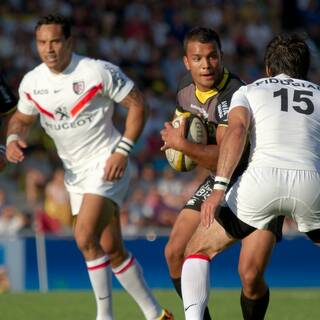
[6,134,20,146]
[213,176,230,191]
[214,176,230,184]
[114,136,135,157]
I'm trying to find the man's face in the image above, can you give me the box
[183,40,223,91]
[36,24,72,74]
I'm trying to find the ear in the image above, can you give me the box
[266,66,272,77]
[183,56,190,70]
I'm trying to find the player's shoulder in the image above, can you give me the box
[177,72,194,93]
[19,64,45,89]
[227,72,245,89]
[222,71,245,95]
[79,55,119,72]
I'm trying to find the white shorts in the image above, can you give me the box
[226,167,320,233]
[64,156,131,215]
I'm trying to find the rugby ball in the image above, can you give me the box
[165,114,207,172]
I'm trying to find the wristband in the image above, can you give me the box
[213,176,230,191]
[114,136,135,157]
[6,134,20,146]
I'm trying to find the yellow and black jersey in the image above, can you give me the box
[175,68,250,179]
[175,68,244,144]
[0,73,17,117]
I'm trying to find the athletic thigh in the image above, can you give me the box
[100,203,127,264]
[74,194,117,238]
[167,208,201,253]
[239,229,276,275]
[185,214,237,259]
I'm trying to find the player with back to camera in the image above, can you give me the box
[181,32,320,320]
[0,73,17,170]
[161,26,283,320]
[6,14,173,320]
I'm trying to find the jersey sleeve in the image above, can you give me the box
[0,73,17,116]
[17,74,39,115]
[216,75,245,126]
[229,85,251,113]
[95,60,134,103]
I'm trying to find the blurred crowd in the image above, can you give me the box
[0,0,319,237]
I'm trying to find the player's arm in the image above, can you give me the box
[215,107,250,180]
[104,86,147,181]
[161,111,225,171]
[6,110,37,163]
[118,86,148,143]
[201,106,250,227]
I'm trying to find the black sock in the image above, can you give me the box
[171,277,212,320]
[172,277,183,298]
[241,288,270,320]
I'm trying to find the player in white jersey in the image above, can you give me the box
[181,33,320,320]
[6,14,173,320]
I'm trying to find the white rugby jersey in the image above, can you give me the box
[230,74,320,171]
[18,54,134,172]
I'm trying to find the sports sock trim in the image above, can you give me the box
[86,256,110,270]
[113,256,135,275]
[185,253,211,262]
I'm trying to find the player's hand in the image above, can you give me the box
[104,152,128,181]
[6,139,27,164]
[200,191,225,228]
[160,118,186,151]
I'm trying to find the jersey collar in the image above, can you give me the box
[44,53,77,78]
[274,73,291,79]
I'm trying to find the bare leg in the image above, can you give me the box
[238,230,275,320]
[74,194,115,320]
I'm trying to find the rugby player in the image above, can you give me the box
[161,26,283,320]
[6,14,172,320]
[181,33,320,320]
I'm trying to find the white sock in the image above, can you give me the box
[112,253,163,320]
[182,254,211,320]
[86,255,113,320]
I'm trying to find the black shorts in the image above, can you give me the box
[184,175,284,241]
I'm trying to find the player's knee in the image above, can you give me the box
[106,245,126,261]
[165,240,185,266]
[74,232,97,253]
[239,266,263,293]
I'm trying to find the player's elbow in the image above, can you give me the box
[230,124,247,143]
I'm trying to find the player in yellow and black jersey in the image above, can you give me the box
[161,27,283,320]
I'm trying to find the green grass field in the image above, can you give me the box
[1,289,319,319]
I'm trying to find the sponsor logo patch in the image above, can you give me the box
[217,100,229,119]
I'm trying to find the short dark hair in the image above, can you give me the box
[264,33,310,79]
[183,27,222,53]
[35,14,72,39]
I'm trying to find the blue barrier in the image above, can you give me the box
[21,235,320,291]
